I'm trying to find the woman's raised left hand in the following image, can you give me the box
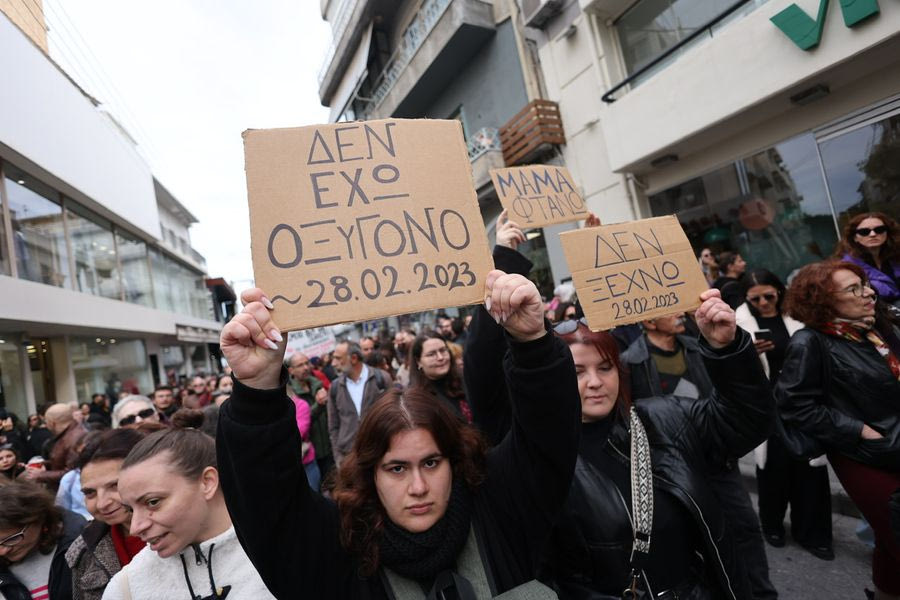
[694,289,737,349]
[484,270,546,342]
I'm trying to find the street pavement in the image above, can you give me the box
[752,491,873,599]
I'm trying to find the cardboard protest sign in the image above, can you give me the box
[489,165,588,228]
[244,119,494,331]
[284,327,336,361]
[559,216,708,330]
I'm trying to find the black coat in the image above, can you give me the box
[0,510,85,600]
[546,332,773,599]
[776,328,900,470]
[216,332,581,599]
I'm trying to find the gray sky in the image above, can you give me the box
[44,0,331,296]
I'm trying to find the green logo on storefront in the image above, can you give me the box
[771,0,880,50]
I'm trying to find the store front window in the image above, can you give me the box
[0,337,27,420]
[818,112,900,227]
[66,202,121,300]
[4,164,71,288]
[70,336,152,404]
[650,133,837,281]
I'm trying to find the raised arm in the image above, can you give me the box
[215,289,349,598]
[477,271,581,570]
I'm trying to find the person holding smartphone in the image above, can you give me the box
[736,269,834,560]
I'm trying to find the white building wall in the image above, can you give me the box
[0,11,161,239]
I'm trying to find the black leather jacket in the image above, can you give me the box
[776,328,900,470]
[545,331,773,600]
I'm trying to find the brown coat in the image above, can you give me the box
[32,421,87,489]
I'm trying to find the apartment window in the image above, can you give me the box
[150,248,175,312]
[117,231,154,307]
[616,0,766,76]
[4,164,71,288]
[66,202,121,300]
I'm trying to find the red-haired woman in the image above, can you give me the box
[536,290,773,599]
[833,213,900,306]
[216,271,580,598]
[777,260,900,599]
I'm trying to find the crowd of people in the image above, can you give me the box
[0,210,898,599]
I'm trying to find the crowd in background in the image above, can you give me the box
[0,210,898,599]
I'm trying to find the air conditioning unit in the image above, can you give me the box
[519,0,562,29]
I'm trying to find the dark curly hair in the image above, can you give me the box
[407,332,465,400]
[832,212,900,265]
[0,481,63,558]
[553,323,631,421]
[332,388,487,576]
[784,260,868,330]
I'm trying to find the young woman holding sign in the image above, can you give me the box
[215,270,581,598]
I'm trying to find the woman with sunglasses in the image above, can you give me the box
[833,212,900,306]
[0,480,86,600]
[735,269,833,559]
[111,397,159,429]
[777,260,900,599]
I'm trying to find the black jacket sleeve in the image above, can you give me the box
[479,332,582,574]
[464,245,534,445]
[216,371,356,599]
[685,329,775,464]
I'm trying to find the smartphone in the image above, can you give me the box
[755,329,773,342]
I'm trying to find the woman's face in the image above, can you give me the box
[830,269,876,321]
[119,453,218,558]
[216,376,233,393]
[81,459,131,527]
[730,254,747,277]
[375,428,451,534]
[854,217,887,252]
[746,284,780,318]
[0,520,43,564]
[417,339,451,381]
[0,449,17,471]
[569,342,620,422]
[700,249,715,266]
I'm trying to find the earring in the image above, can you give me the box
[418,364,423,370]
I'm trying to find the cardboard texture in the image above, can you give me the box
[244,119,494,331]
[559,216,708,331]
[489,165,588,228]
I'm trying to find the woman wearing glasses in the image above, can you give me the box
[0,480,86,600]
[528,291,772,599]
[111,397,159,429]
[777,260,900,599]
[735,269,833,559]
[834,212,900,306]
[408,332,472,423]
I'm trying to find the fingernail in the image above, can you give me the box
[501,311,508,323]
[270,329,283,343]
[494,312,501,325]
[485,297,492,312]
[264,339,278,350]
[261,296,274,310]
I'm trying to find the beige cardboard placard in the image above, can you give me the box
[244,119,494,331]
[560,216,709,330]
[489,165,588,228]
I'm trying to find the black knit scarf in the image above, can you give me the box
[378,478,473,581]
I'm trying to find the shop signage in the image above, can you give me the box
[771,0,880,50]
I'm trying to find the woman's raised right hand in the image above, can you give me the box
[220,288,286,389]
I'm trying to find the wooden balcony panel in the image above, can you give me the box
[499,100,567,166]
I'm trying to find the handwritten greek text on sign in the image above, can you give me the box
[559,216,708,330]
[489,165,588,228]
[244,119,493,332]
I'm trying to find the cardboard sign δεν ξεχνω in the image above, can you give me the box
[559,216,708,330]
[244,119,494,332]
[489,165,588,229]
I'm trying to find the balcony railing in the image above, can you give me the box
[356,0,452,118]
[317,0,360,85]
[467,127,501,161]
[499,100,566,166]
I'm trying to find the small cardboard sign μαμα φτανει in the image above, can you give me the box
[559,216,709,330]
[243,118,494,332]
[489,165,589,229]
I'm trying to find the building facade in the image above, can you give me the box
[529,0,900,281]
[0,3,223,419]
[318,0,579,302]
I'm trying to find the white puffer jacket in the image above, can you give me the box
[101,526,274,600]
